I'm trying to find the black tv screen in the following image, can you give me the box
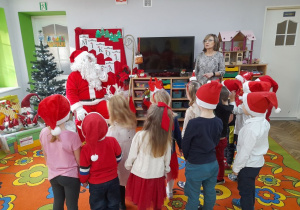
[138,36,195,73]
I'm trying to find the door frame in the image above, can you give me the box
[261,5,300,120]
[18,11,66,85]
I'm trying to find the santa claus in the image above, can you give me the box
[66,50,114,141]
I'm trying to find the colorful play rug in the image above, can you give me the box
[0,137,300,210]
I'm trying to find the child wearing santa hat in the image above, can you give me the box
[106,94,137,210]
[228,80,271,180]
[125,103,173,210]
[38,94,82,210]
[79,112,122,210]
[256,75,279,121]
[231,92,280,209]
[182,81,223,210]
[150,89,182,199]
[215,86,235,184]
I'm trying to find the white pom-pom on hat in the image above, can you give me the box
[51,126,61,136]
[274,108,281,113]
[91,154,98,161]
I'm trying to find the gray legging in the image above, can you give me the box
[50,176,80,210]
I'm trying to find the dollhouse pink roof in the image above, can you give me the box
[218,30,256,41]
[218,31,239,41]
[240,30,256,40]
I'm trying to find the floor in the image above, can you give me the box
[269,120,300,162]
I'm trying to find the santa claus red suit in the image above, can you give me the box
[66,50,115,141]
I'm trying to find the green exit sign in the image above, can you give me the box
[40,2,47,11]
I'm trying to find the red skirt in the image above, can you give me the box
[126,173,166,210]
[166,152,179,181]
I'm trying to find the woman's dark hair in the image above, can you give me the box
[203,34,220,52]
[219,86,230,103]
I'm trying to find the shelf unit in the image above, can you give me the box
[223,64,267,81]
[131,77,190,125]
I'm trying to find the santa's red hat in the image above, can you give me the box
[38,94,70,136]
[81,112,108,161]
[256,75,278,93]
[235,72,253,83]
[189,70,197,81]
[196,81,222,109]
[222,79,243,94]
[243,81,271,93]
[70,50,96,64]
[243,92,281,117]
[21,93,41,113]
[70,50,85,63]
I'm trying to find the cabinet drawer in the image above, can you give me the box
[225,66,239,72]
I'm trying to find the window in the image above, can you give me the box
[42,24,70,75]
[0,8,18,88]
[275,20,298,46]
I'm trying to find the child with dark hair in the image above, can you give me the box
[215,86,234,184]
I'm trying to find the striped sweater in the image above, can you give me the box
[79,136,122,184]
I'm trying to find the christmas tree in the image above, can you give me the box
[27,31,66,106]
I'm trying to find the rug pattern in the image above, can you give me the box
[0,138,300,210]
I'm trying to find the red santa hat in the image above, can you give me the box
[196,80,222,109]
[255,75,278,93]
[243,81,271,94]
[21,93,41,113]
[235,72,253,83]
[38,94,70,136]
[222,79,243,94]
[70,50,95,64]
[243,92,281,117]
[81,112,108,161]
[189,70,197,81]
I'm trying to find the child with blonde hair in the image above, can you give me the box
[106,94,136,210]
[125,103,173,210]
[182,80,201,137]
[38,94,82,210]
[151,89,182,199]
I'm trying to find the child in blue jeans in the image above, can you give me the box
[182,81,223,210]
[79,112,122,210]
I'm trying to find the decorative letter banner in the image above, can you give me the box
[75,27,127,84]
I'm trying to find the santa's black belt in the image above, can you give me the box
[81,98,102,102]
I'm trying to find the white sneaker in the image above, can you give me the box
[167,192,173,199]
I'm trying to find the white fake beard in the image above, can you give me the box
[71,60,102,91]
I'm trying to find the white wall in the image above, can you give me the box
[1,0,300,118]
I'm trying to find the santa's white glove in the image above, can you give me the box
[76,107,88,121]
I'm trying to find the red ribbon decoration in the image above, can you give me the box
[157,102,171,132]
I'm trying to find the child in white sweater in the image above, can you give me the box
[125,103,173,210]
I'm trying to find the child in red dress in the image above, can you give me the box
[125,103,173,210]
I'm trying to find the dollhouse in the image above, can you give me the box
[218,30,256,64]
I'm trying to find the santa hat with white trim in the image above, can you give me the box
[81,112,108,161]
[235,72,253,84]
[38,94,70,136]
[189,70,197,81]
[243,92,281,117]
[243,81,271,94]
[21,93,41,113]
[255,75,278,93]
[196,80,222,109]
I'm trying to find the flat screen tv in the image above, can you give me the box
[138,36,195,74]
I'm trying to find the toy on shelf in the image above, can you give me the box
[218,30,256,64]
[252,58,260,64]
[18,93,41,129]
